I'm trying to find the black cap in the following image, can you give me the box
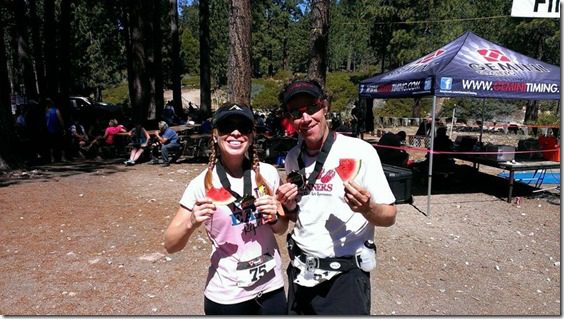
[213,103,254,127]
[282,81,323,105]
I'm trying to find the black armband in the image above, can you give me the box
[283,204,300,215]
[267,212,280,225]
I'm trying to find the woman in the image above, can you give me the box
[84,119,126,153]
[164,102,288,315]
[124,124,150,166]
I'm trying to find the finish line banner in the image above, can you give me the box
[511,0,561,18]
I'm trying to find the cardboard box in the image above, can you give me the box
[382,164,413,204]
[483,145,515,162]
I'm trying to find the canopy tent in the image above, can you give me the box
[359,31,560,215]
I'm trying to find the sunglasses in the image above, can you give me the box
[217,120,253,135]
[287,102,323,119]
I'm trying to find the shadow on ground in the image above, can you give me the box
[0,159,128,188]
[410,164,540,200]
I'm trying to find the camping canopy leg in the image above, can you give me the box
[426,96,437,216]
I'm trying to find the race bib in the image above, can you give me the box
[235,253,276,287]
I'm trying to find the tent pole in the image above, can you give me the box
[449,106,456,139]
[427,96,437,216]
[479,99,485,144]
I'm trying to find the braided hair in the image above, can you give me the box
[203,103,272,197]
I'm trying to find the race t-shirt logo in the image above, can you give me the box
[417,49,445,64]
[477,49,510,63]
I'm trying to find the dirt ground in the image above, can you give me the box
[0,132,561,315]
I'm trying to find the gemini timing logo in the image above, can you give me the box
[384,48,447,78]
[469,48,550,76]
[476,48,510,63]
[417,49,445,64]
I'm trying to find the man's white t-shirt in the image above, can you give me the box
[285,133,395,286]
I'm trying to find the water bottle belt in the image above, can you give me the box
[294,247,358,272]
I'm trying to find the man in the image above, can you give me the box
[275,80,397,315]
[152,121,181,167]
[377,131,409,167]
[45,98,66,162]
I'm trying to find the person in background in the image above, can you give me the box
[275,80,397,315]
[68,117,90,159]
[396,130,407,145]
[429,126,455,171]
[124,123,150,166]
[84,119,126,159]
[45,98,66,162]
[415,117,432,136]
[152,120,181,167]
[200,117,213,134]
[365,102,375,136]
[376,131,409,167]
[280,116,297,137]
[164,102,288,315]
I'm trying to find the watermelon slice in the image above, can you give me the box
[335,158,361,182]
[206,187,236,205]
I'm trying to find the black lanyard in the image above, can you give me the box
[297,131,336,188]
[215,160,252,201]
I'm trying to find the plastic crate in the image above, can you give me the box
[382,164,413,204]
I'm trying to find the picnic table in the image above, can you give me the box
[453,154,560,203]
[180,133,211,159]
[170,124,201,135]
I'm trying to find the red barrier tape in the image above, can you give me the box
[372,143,560,155]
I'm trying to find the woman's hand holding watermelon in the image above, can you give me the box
[255,195,278,223]
[164,198,216,254]
[190,198,217,226]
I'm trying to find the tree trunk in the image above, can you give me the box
[199,0,211,116]
[0,16,20,170]
[14,0,38,99]
[122,3,136,121]
[524,100,539,123]
[227,0,252,106]
[151,0,164,121]
[58,0,71,100]
[169,0,184,118]
[307,0,330,87]
[282,17,289,71]
[43,0,57,98]
[29,0,46,99]
[346,49,352,72]
[127,0,151,124]
[412,97,422,118]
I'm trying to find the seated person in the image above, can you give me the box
[199,117,212,134]
[124,124,150,166]
[432,126,454,167]
[415,118,432,136]
[85,119,127,158]
[416,126,455,174]
[68,118,90,159]
[376,131,409,167]
[396,130,407,144]
[151,121,181,167]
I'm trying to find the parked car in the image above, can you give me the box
[66,96,125,135]
[68,96,122,116]
[68,95,123,123]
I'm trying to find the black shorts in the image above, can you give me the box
[204,287,286,315]
[287,263,371,315]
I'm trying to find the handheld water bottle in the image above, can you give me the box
[355,240,377,272]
